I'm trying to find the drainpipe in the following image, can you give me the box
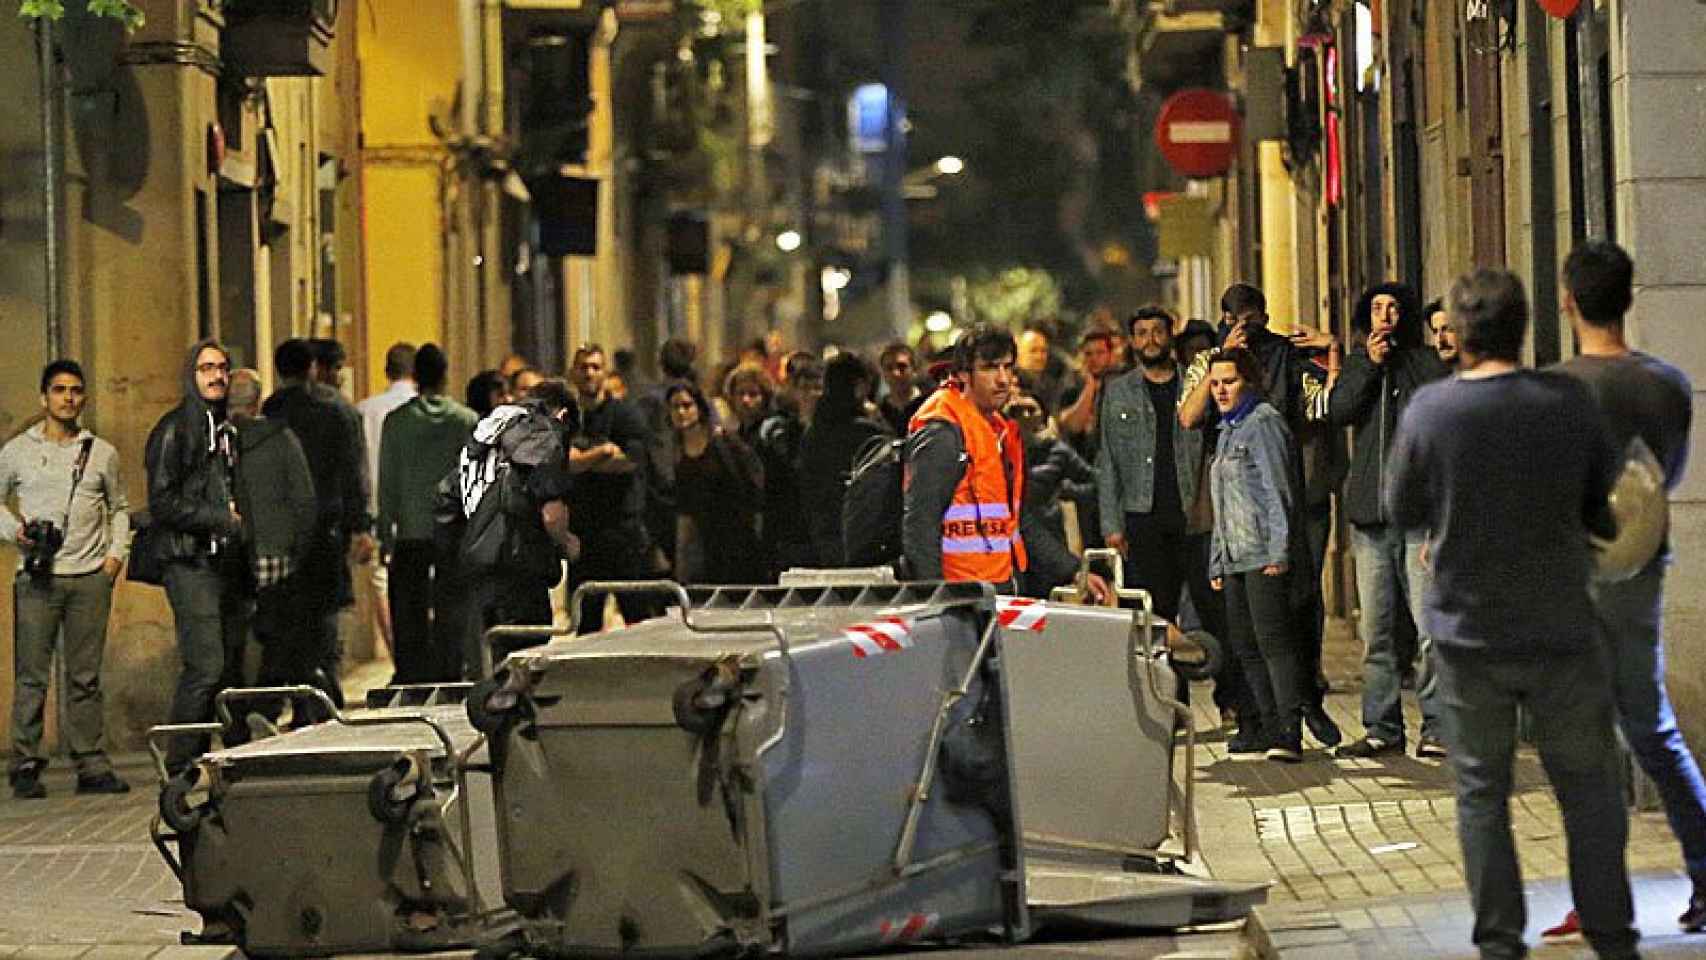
[39,18,64,359]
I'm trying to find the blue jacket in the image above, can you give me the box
[1208,401,1301,579]
[1094,369,1204,538]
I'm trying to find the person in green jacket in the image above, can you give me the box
[379,344,479,682]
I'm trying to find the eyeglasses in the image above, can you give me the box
[196,362,230,374]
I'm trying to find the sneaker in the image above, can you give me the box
[75,772,131,795]
[10,767,46,800]
[1304,704,1342,749]
[1416,735,1449,759]
[1266,743,1303,763]
[1334,736,1401,759]
[1540,909,1582,943]
[1681,892,1706,932]
[1227,729,1269,755]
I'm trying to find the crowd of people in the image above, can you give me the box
[1,239,1700,959]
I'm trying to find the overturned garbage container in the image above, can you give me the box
[147,684,505,958]
[470,579,1027,958]
[999,572,1267,930]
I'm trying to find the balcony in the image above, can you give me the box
[221,0,335,76]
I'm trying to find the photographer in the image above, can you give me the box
[1,360,131,799]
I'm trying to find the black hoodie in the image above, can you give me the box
[144,339,240,562]
[1326,283,1449,526]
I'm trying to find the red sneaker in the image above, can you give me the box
[1540,910,1581,943]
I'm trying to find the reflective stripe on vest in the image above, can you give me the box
[909,386,1029,583]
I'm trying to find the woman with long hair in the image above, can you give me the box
[666,380,766,584]
[1206,347,1339,762]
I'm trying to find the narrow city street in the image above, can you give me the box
[0,623,1702,960]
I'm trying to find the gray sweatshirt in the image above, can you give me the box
[0,424,130,576]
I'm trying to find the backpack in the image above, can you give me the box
[842,434,907,567]
[437,406,562,586]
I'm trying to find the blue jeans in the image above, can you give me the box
[1351,524,1438,744]
[1595,563,1706,879]
[1436,646,1637,960]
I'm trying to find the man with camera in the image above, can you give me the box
[1,360,131,799]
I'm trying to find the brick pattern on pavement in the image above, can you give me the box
[1189,618,1706,958]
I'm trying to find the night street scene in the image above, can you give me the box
[2,1,1705,959]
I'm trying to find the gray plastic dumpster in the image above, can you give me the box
[996,588,1268,929]
[469,579,1026,959]
[146,684,505,958]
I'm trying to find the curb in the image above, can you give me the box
[1243,904,1358,959]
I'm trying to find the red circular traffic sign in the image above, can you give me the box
[1155,89,1240,179]
[1536,0,1580,17]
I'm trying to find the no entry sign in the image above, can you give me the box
[1155,89,1240,179]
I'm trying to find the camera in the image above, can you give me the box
[23,520,64,579]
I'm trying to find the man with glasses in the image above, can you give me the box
[146,340,245,777]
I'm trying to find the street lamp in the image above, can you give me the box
[776,229,803,252]
[935,155,964,176]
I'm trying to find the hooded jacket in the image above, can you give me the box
[379,393,477,545]
[1326,283,1449,526]
[234,415,317,576]
[144,339,240,563]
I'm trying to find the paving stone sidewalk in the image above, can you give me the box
[1183,619,1706,958]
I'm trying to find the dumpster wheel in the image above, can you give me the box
[159,768,204,834]
[368,757,421,825]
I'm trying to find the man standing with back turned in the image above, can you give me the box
[1541,240,1706,940]
[1385,269,1636,960]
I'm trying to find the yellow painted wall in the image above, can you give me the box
[358,0,460,389]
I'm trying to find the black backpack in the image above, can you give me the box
[842,434,907,567]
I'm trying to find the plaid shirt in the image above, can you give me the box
[253,554,294,590]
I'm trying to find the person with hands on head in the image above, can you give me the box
[3,360,132,798]
[1205,347,1338,763]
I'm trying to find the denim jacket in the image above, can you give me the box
[1208,401,1299,579]
[1094,369,1204,538]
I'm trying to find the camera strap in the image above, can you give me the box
[62,437,94,522]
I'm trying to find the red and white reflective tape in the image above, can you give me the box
[878,912,939,945]
[996,596,1048,632]
[844,617,914,658]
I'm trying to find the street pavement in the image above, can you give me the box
[1,624,1703,959]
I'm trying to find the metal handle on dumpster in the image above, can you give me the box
[145,723,222,787]
[213,685,340,730]
[336,707,484,914]
[1117,586,1198,861]
[569,579,693,632]
[893,582,1001,874]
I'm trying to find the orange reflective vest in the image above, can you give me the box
[909,385,1028,583]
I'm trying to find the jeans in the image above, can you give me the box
[10,571,116,778]
[249,576,331,726]
[389,540,468,683]
[1351,523,1439,744]
[1595,564,1706,879]
[1223,569,1308,748]
[470,572,554,677]
[1436,647,1637,960]
[163,560,247,773]
[1124,512,1241,712]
